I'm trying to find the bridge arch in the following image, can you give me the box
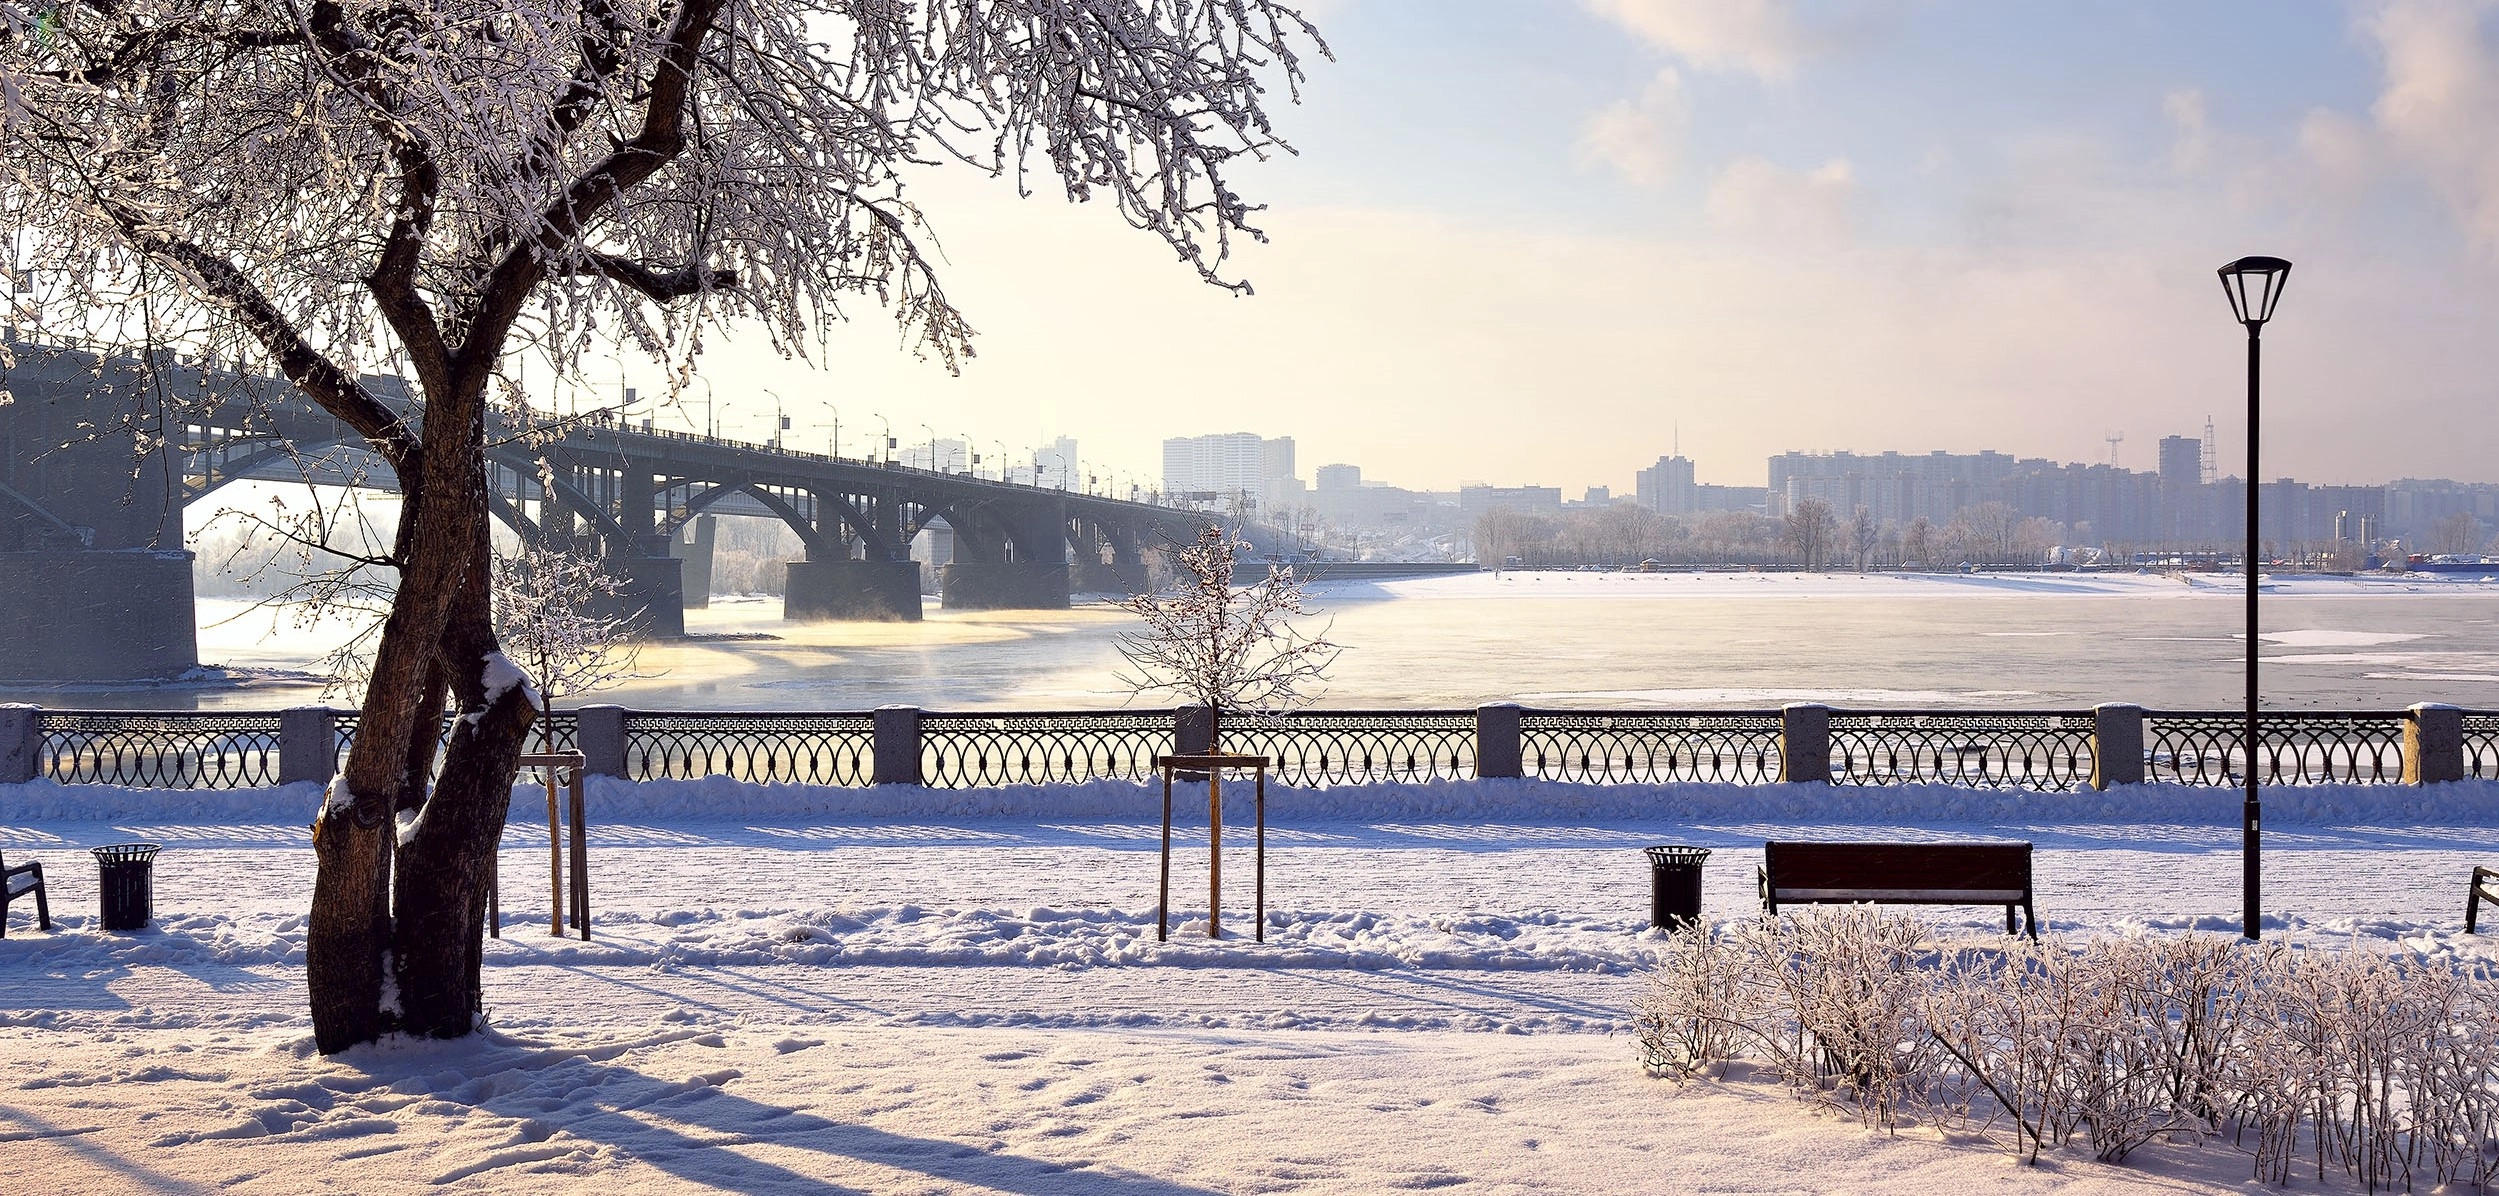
[672,480,833,559]
[182,436,635,558]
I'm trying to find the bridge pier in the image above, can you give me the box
[941,562,1071,610]
[587,554,686,638]
[0,550,200,681]
[670,515,716,610]
[785,559,922,622]
[1069,556,1148,595]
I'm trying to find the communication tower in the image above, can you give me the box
[2200,416,2217,484]
[2104,430,2124,468]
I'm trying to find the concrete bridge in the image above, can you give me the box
[0,340,1214,682]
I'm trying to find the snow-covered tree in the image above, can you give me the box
[1114,527,1337,751]
[491,545,644,750]
[1,0,1325,1049]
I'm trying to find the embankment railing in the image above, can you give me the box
[0,702,2486,794]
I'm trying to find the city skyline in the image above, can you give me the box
[571,0,2499,497]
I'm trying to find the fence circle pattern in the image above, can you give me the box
[1828,713,2097,792]
[2144,712,2407,786]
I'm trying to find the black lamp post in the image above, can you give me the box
[2217,255,2290,942]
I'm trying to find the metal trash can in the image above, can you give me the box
[1644,845,1710,931]
[90,843,160,931]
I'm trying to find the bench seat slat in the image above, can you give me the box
[1771,888,2028,903]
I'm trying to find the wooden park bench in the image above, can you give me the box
[1758,840,2038,940]
[2467,867,2499,934]
[2,849,49,937]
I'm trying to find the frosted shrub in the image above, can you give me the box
[1637,912,2499,1186]
[1753,907,1936,1129]
[1632,921,1746,1080]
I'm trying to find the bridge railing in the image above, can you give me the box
[1,703,2490,793]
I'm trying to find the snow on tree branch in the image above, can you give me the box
[1,0,1329,403]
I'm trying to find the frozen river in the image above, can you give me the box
[22,568,2499,711]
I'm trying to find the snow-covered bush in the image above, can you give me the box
[1637,913,2499,1186]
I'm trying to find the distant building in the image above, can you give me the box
[1034,436,1079,489]
[1315,463,1362,491]
[902,437,970,473]
[1458,485,1563,520]
[2158,436,2201,489]
[1580,485,1611,506]
[1635,455,1697,515]
[1162,432,1301,512]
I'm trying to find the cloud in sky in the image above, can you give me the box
[1573,68,1687,189]
[2163,88,2212,174]
[2350,0,2499,254]
[629,2,2499,496]
[1705,157,1857,239]
[1579,0,1810,80]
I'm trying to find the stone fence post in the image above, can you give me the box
[575,705,629,778]
[1475,703,1523,779]
[2091,703,2145,790]
[2405,703,2465,785]
[278,706,338,785]
[873,705,923,786]
[1174,706,1214,757]
[1780,703,1831,784]
[1171,705,1214,779]
[0,703,37,785]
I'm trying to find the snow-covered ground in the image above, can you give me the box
[5,776,2497,1192]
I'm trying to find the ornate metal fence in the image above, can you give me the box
[38,710,282,788]
[1220,710,1477,785]
[2464,713,2499,781]
[624,711,874,785]
[13,705,2494,791]
[921,710,1172,788]
[2144,711,2409,786]
[1520,710,1783,783]
[335,710,580,773]
[1830,711,2098,792]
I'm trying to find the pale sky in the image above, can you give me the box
[594,0,2499,494]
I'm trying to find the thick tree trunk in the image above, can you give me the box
[307,355,525,1052]
[393,527,533,1037]
[306,805,391,1052]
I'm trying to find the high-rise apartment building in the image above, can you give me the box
[1635,455,1697,514]
[1162,432,1302,510]
[2158,436,2201,489]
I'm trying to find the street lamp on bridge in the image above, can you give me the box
[2217,253,2291,943]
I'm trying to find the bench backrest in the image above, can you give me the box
[1763,841,2031,892]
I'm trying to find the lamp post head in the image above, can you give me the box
[2217,256,2292,329]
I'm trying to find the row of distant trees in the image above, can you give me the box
[1471,497,2496,572]
[1473,500,2064,571]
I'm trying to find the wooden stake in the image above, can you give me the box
[1158,766,1174,942]
[544,763,563,936]
[1208,768,1223,939]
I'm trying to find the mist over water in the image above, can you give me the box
[44,571,2499,712]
